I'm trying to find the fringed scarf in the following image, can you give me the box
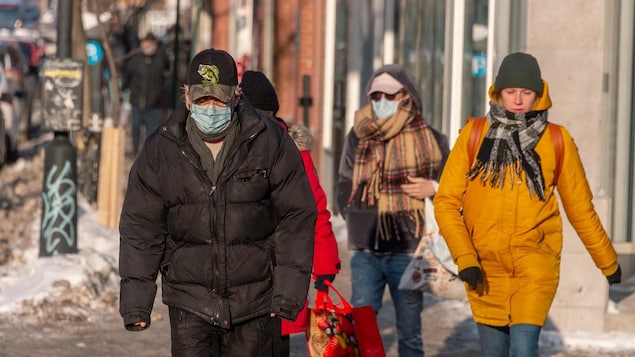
[466,103,548,200]
[350,104,443,240]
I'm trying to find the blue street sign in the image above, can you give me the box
[472,53,487,78]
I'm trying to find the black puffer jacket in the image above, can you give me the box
[119,99,317,330]
[122,47,170,109]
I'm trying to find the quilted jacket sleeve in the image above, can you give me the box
[553,127,619,276]
[433,120,481,272]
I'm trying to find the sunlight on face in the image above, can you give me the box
[500,88,537,114]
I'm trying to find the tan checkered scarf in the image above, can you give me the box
[351,103,443,240]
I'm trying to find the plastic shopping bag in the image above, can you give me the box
[398,199,466,300]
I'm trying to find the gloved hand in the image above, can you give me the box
[314,274,336,291]
[607,265,622,285]
[459,267,483,291]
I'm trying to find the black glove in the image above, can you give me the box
[314,274,336,291]
[607,265,622,285]
[459,267,483,291]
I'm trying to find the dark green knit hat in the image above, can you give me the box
[494,52,543,95]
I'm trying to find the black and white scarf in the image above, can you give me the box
[467,103,548,200]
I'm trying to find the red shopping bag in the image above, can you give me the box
[306,281,385,357]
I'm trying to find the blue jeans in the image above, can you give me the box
[131,106,163,153]
[350,250,424,357]
[476,323,541,357]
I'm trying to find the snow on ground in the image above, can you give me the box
[0,196,120,324]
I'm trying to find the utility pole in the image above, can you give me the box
[171,0,181,109]
[39,0,83,256]
[299,74,312,127]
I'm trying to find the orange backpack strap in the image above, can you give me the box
[548,123,564,186]
[467,117,487,167]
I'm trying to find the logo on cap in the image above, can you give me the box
[198,64,220,86]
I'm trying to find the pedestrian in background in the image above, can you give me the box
[121,32,170,156]
[118,49,317,356]
[240,70,342,357]
[336,64,450,356]
[433,52,622,357]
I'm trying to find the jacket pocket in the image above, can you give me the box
[536,229,561,257]
[227,168,269,203]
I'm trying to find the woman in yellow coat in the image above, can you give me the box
[433,52,622,357]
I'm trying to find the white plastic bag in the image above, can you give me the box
[424,198,459,276]
[398,198,465,300]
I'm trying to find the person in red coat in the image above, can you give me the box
[240,70,341,356]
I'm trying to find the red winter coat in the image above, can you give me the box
[282,124,341,335]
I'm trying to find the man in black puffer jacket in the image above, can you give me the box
[122,32,170,155]
[118,49,317,356]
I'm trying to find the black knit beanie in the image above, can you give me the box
[494,52,543,95]
[240,70,280,114]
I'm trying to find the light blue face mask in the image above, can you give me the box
[371,97,400,119]
[191,104,233,134]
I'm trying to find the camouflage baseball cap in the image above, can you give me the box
[186,49,238,103]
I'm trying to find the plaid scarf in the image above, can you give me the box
[351,103,442,240]
[467,102,548,200]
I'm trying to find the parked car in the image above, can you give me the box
[8,28,45,74]
[0,0,40,30]
[0,61,19,166]
[0,41,34,138]
[2,28,44,138]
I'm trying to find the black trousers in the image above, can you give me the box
[169,307,277,357]
[272,319,290,356]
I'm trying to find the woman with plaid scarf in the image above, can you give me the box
[434,52,622,357]
[336,64,449,357]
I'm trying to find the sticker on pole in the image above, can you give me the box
[41,58,84,131]
[86,40,103,66]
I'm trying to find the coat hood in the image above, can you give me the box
[288,124,313,151]
[488,79,553,111]
[364,64,423,113]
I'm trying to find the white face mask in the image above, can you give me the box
[371,97,400,119]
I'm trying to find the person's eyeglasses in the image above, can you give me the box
[370,91,400,101]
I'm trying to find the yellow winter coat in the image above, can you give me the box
[433,81,619,327]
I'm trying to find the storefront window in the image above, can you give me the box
[394,0,445,130]
[462,0,488,119]
[607,1,635,242]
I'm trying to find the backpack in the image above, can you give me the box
[466,117,564,185]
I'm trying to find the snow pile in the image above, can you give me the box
[0,155,121,325]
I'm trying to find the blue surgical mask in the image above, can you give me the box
[371,97,400,119]
[191,104,233,134]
